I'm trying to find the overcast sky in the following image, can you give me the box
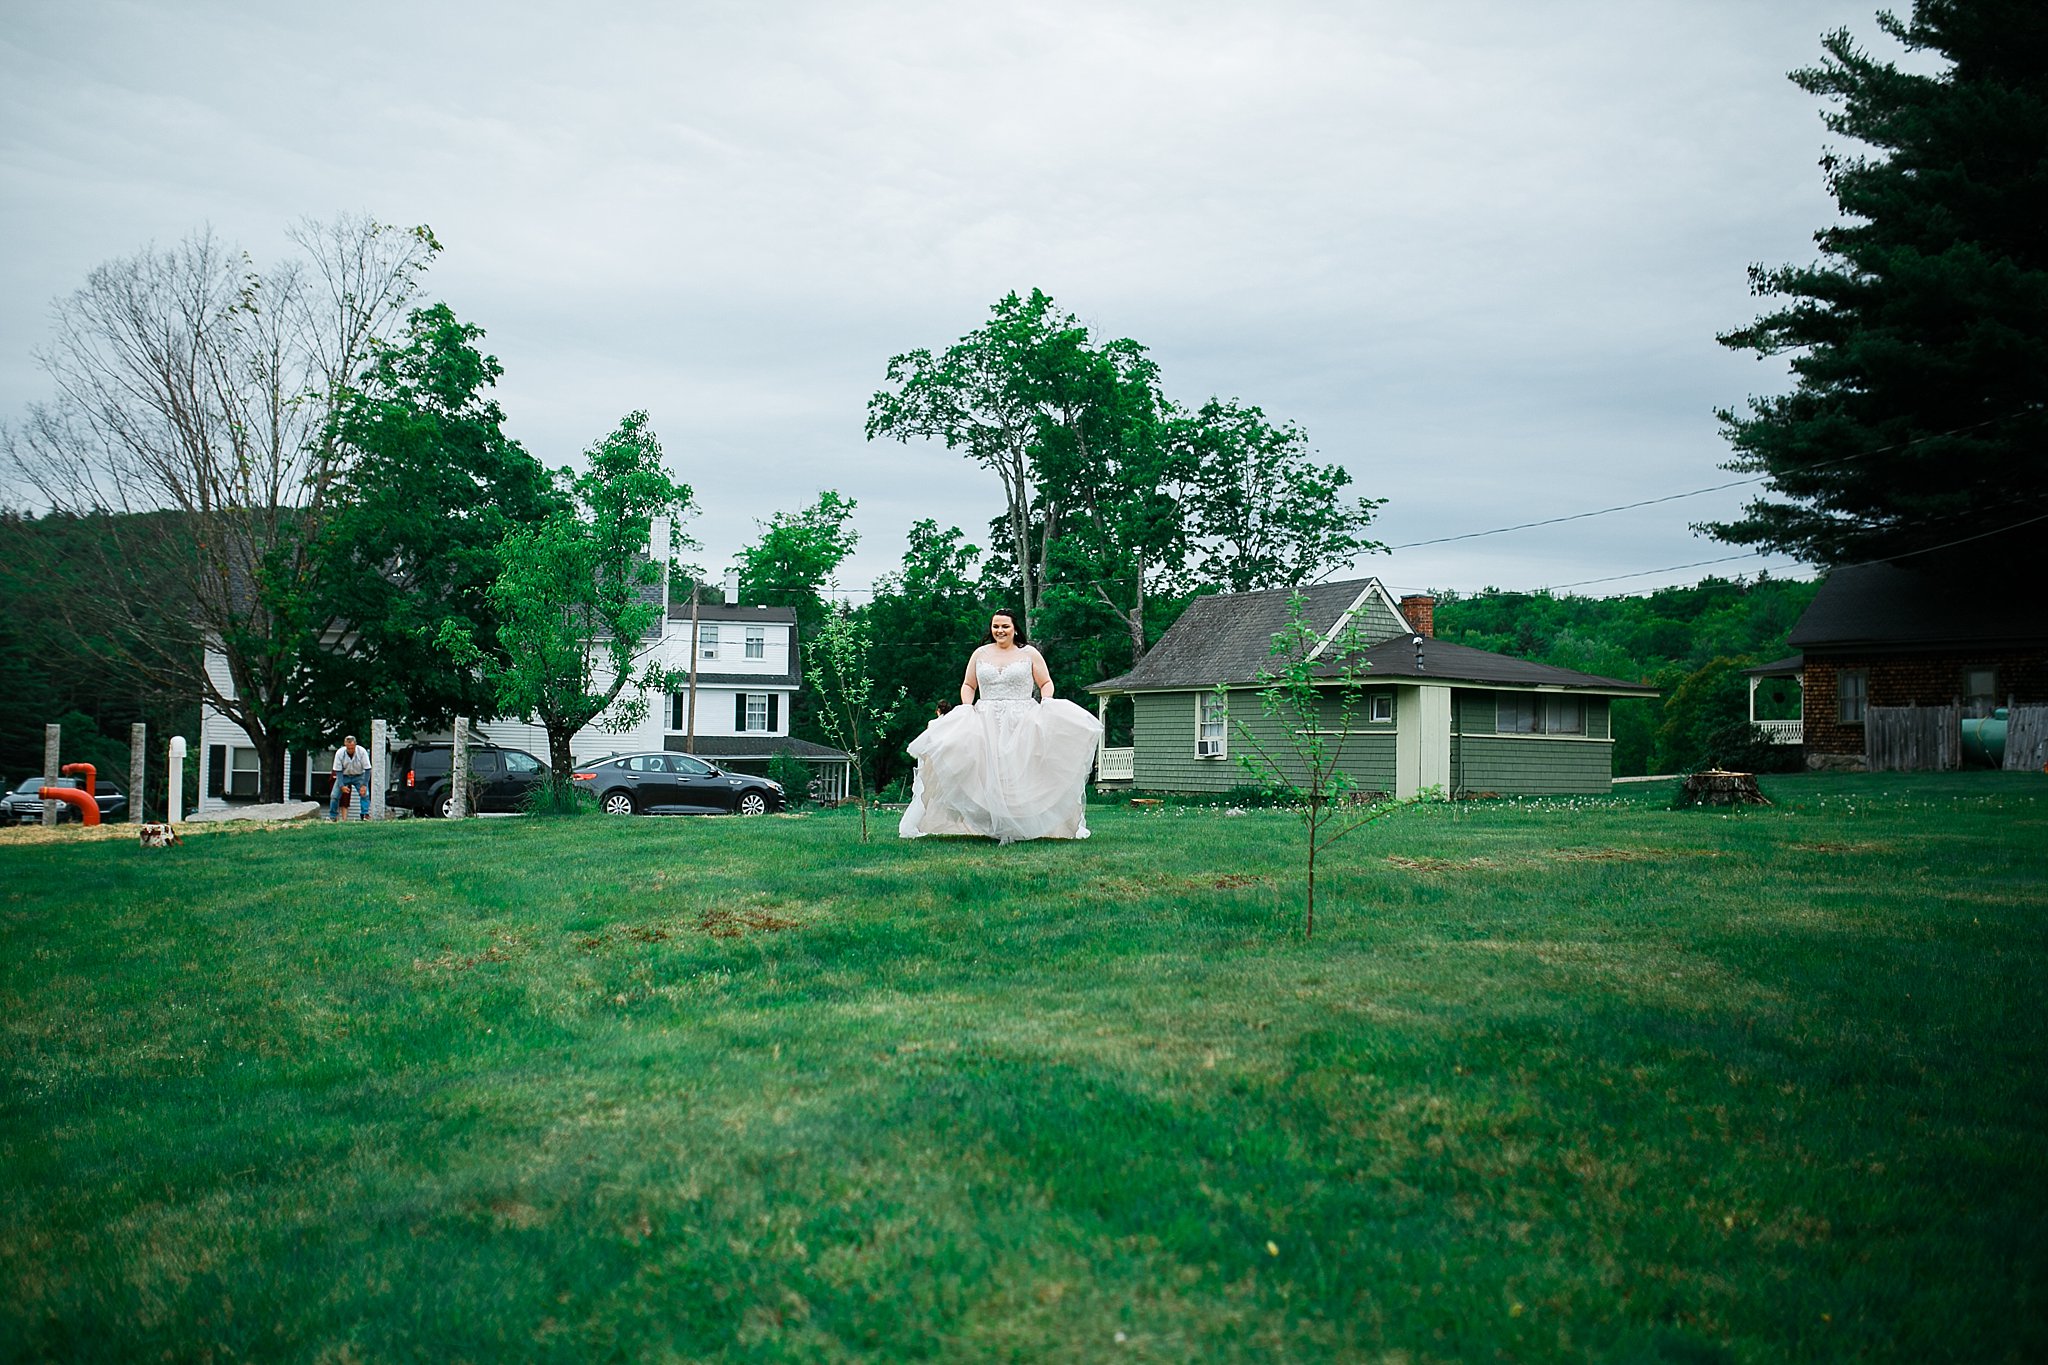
[1,0,1912,601]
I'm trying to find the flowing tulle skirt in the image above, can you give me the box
[899,698,1103,843]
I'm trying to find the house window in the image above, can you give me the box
[1369,693,1393,724]
[1495,695,1583,735]
[1197,693,1227,758]
[1495,696,1539,734]
[1838,669,1868,724]
[745,626,766,660]
[228,746,261,799]
[699,624,719,659]
[734,693,779,733]
[1962,667,1997,718]
[1543,696,1584,735]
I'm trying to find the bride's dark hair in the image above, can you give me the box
[981,608,1028,646]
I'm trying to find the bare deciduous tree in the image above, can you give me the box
[3,216,439,799]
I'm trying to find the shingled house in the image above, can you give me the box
[1781,561,2048,770]
[1087,578,1656,799]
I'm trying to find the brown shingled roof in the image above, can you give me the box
[1090,577,1654,696]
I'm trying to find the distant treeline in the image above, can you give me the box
[0,510,198,812]
[1433,575,1820,776]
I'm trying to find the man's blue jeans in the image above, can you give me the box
[329,773,370,821]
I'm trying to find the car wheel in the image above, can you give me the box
[736,792,768,817]
[436,790,462,819]
[602,790,636,816]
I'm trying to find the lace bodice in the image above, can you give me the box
[976,653,1038,702]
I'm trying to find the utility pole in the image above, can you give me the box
[685,578,701,755]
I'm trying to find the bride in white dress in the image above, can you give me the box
[899,610,1104,843]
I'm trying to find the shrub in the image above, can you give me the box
[766,752,814,808]
[522,775,596,818]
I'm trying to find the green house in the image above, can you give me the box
[1087,578,1656,800]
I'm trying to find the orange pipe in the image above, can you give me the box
[60,762,96,797]
[39,786,101,826]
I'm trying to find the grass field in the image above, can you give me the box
[3,773,2044,1362]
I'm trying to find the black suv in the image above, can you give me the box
[1,775,131,825]
[387,743,551,817]
[573,752,783,816]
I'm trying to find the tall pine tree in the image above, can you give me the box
[1711,0,2047,575]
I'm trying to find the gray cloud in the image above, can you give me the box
[2,0,1901,602]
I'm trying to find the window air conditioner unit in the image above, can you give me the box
[1197,738,1224,758]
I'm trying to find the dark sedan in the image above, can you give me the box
[1,775,130,825]
[572,753,783,816]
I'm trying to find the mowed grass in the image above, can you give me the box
[2,773,2044,1363]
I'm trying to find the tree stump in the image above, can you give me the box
[1679,768,1769,807]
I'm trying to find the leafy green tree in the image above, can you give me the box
[290,304,560,744]
[1227,593,1409,938]
[1711,0,2048,573]
[869,289,1130,639]
[1652,658,1800,775]
[733,490,859,654]
[1178,398,1387,593]
[863,520,996,791]
[804,605,906,842]
[2,216,439,799]
[441,412,696,776]
[871,291,1389,682]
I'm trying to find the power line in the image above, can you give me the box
[1378,412,2024,552]
[1533,504,2048,596]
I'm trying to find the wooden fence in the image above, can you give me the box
[1865,704,1960,771]
[2006,705,2048,772]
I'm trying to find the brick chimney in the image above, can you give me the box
[1398,594,1436,638]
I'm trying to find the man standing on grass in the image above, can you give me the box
[328,735,373,822]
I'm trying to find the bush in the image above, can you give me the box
[522,775,596,818]
[766,752,814,808]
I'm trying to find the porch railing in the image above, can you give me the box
[1096,747,1135,782]
[1756,719,1803,745]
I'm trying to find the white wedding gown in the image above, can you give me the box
[899,654,1104,843]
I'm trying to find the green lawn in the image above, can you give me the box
[3,773,2043,1362]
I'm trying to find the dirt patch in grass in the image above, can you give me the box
[1090,873,1270,898]
[1387,847,1724,874]
[1789,840,1893,854]
[576,908,800,949]
[415,932,526,973]
[696,908,799,937]
[1385,855,1505,873]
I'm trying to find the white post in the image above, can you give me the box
[130,723,146,823]
[370,719,389,820]
[450,717,471,819]
[1748,675,1759,725]
[42,723,60,828]
[168,737,187,823]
